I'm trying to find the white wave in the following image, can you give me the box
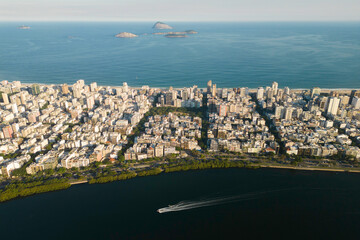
[157,189,291,213]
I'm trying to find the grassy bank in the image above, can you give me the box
[163,160,257,172]
[0,179,71,202]
[1,158,359,203]
[88,172,137,184]
[88,168,164,184]
[88,160,257,185]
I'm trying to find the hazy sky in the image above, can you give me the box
[0,0,359,22]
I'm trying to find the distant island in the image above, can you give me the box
[153,30,198,35]
[154,30,198,38]
[165,34,187,38]
[115,32,138,38]
[153,21,173,30]
[18,25,30,29]
[184,30,198,34]
[115,22,197,39]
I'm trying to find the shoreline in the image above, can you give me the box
[259,165,360,173]
[70,180,88,185]
[2,163,360,203]
[19,82,360,92]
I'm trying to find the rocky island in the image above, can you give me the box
[153,31,198,35]
[185,30,198,34]
[18,25,31,29]
[165,34,187,38]
[115,32,138,38]
[153,30,198,38]
[153,21,173,30]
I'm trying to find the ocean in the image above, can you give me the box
[0,22,359,88]
[1,168,360,240]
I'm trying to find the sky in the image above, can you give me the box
[0,0,359,22]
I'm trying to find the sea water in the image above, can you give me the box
[0,22,359,88]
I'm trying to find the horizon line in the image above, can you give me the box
[1,20,360,23]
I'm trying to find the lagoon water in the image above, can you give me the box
[0,22,359,88]
[1,168,360,239]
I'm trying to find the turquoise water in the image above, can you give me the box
[0,22,359,88]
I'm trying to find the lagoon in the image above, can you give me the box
[1,168,360,239]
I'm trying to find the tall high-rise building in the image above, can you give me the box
[181,90,189,100]
[207,80,212,94]
[257,87,264,100]
[123,82,129,92]
[15,96,21,105]
[272,82,278,95]
[276,89,284,100]
[311,87,321,97]
[284,87,290,95]
[352,97,360,109]
[1,92,9,104]
[221,88,227,99]
[174,99,182,108]
[77,79,85,88]
[20,92,27,104]
[2,126,13,138]
[72,84,82,98]
[62,84,69,94]
[326,97,340,116]
[9,95,17,104]
[293,108,303,119]
[87,96,95,109]
[351,90,360,104]
[240,87,247,97]
[11,123,19,133]
[274,106,284,119]
[319,97,328,110]
[11,104,18,114]
[207,98,217,113]
[165,92,174,105]
[284,107,293,120]
[218,104,227,117]
[90,82,97,92]
[266,88,273,99]
[211,84,217,97]
[84,85,90,93]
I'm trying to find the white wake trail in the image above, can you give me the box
[157,189,291,213]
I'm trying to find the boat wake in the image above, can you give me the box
[157,188,292,213]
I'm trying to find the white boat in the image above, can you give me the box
[157,204,176,213]
[157,209,165,213]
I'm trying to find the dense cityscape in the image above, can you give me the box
[0,79,360,201]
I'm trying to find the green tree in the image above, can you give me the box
[57,167,66,174]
